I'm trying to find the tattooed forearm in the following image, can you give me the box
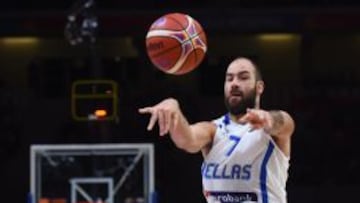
[266,110,285,135]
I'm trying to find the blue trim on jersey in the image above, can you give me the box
[260,141,275,203]
[223,113,230,126]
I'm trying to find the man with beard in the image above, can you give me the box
[139,57,295,203]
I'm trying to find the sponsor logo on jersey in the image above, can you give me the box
[204,191,258,203]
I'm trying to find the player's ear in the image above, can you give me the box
[256,80,265,95]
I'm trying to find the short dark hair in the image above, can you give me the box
[234,57,262,81]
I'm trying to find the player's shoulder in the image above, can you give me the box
[212,113,231,127]
[191,114,229,136]
[192,120,217,133]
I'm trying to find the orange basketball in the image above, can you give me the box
[146,13,207,75]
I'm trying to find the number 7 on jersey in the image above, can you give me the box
[226,135,241,156]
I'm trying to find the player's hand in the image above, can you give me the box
[238,108,273,131]
[138,98,180,136]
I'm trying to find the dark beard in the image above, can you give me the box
[224,89,256,115]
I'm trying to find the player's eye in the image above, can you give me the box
[226,76,233,82]
[238,73,250,80]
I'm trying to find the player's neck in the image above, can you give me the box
[229,113,246,124]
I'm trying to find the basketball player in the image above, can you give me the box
[139,57,295,203]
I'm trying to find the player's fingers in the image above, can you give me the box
[239,113,250,123]
[172,112,179,130]
[264,114,273,130]
[247,109,259,118]
[249,125,260,132]
[248,109,266,122]
[158,109,165,136]
[250,117,268,130]
[258,112,265,121]
[138,107,152,114]
[240,112,258,123]
[147,110,158,131]
[163,110,172,135]
[251,123,262,129]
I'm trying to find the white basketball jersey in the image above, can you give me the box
[202,114,289,203]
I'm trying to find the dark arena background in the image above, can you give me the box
[1,0,360,203]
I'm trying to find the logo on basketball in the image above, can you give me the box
[147,41,164,51]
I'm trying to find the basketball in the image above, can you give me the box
[146,13,207,75]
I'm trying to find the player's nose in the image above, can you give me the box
[230,80,241,88]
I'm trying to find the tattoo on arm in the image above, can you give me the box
[267,110,285,135]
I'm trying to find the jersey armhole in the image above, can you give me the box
[263,130,290,162]
[201,120,221,158]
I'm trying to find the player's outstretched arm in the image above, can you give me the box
[139,98,216,153]
[239,108,295,156]
[239,109,294,137]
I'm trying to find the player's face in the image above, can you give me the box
[224,59,257,115]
